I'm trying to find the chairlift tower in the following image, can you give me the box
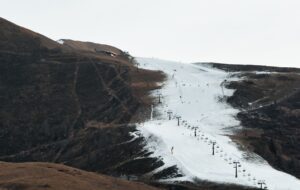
[157,93,162,104]
[233,161,241,178]
[211,141,216,155]
[220,79,227,96]
[167,110,173,120]
[258,180,266,189]
[176,116,181,126]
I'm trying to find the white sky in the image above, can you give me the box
[1,0,300,67]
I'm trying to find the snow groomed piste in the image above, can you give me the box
[135,58,300,190]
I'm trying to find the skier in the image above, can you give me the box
[171,146,174,154]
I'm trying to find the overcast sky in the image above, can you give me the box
[1,0,300,67]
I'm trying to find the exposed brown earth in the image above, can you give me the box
[201,62,300,73]
[61,39,135,66]
[61,39,123,55]
[0,18,61,53]
[151,181,257,190]
[0,162,256,190]
[0,162,160,190]
[207,63,300,179]
[0,17,168,182]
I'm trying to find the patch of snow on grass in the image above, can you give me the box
[57,39,64,45]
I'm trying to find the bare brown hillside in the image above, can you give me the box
[0,17,166,182]
[0,162,160,190]
[61,39,135,66]
[61,39,123,55]
[206,63,300,179]
[0,17,60,52]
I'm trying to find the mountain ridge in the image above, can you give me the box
[1,17,300,190]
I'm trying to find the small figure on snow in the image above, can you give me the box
[171,146,174,154]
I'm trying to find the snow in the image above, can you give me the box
[135,57,300,190]
[57,39,64,45]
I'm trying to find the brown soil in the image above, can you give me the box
[198,62,300,73]
[0,17,167,181]
[61,39,123,55]
[223,70,300,179]
[0,162,160,190]
[0,17,61,52]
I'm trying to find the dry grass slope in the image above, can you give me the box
[0,162,160,190]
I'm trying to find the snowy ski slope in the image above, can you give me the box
[136,57,300,190]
